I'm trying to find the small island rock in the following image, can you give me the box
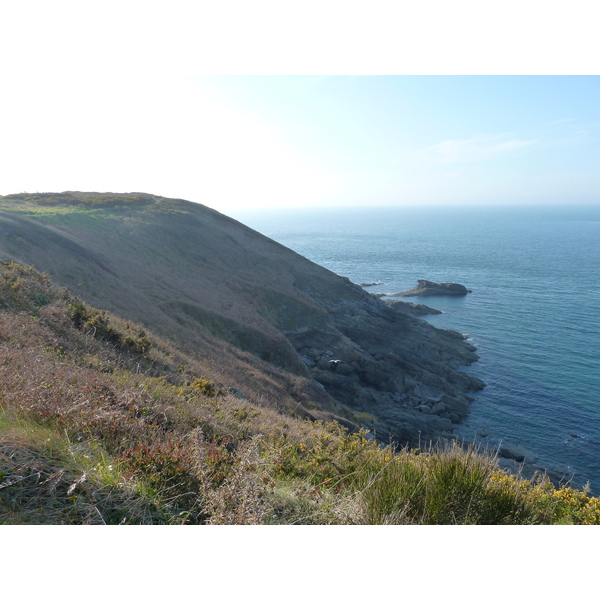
[389,280,472,298]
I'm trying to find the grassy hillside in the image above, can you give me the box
[0,191,486,446]
[0,193,344,412]
[2,261,599,524]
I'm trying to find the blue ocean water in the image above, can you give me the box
[231,204,600,493]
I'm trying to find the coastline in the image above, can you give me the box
[371,294,592,492]
[228,206,600,496]
[418,312,592,492]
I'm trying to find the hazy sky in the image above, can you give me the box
[2,2,598,212]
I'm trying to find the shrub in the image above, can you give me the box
[68,300,152,354]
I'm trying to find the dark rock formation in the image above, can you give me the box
[389,280,472,298]
[383,299,443,316]
[498,442,538,464]
[294,290,485,445]
[359,281,384,287]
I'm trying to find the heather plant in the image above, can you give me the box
[118,441,206,523]
[199,438,271,525]
[0,412,175,524]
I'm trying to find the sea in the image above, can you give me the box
[229,204,600,494]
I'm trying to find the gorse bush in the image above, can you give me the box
[68,300,151,354]
[1,260,599,525]
[0,261,59,311]
[185,377,224,398]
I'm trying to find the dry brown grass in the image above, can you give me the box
[0,262,343,523]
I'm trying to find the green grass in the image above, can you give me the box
[0,191,156,208]
[0,192,158,231]
[0,204,87,216]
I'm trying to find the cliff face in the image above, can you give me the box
[0,192,483,444]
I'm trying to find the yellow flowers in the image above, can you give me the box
[548,486,600,524]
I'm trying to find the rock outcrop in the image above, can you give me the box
[292,287,484,444]
[498,442,538,464]
[389,280,472,298]
[383,299,443,316]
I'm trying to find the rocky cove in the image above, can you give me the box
[280,280,486,446]
[0,193,588,493]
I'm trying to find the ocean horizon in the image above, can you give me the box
[230,203,600,493]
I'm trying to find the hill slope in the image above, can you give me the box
[2,258,598,524]
[0,192,483,443]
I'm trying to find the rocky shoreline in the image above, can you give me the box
[383,298,443,316]
[284,278,486,447]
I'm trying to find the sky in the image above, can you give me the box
[1,2,599,213]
